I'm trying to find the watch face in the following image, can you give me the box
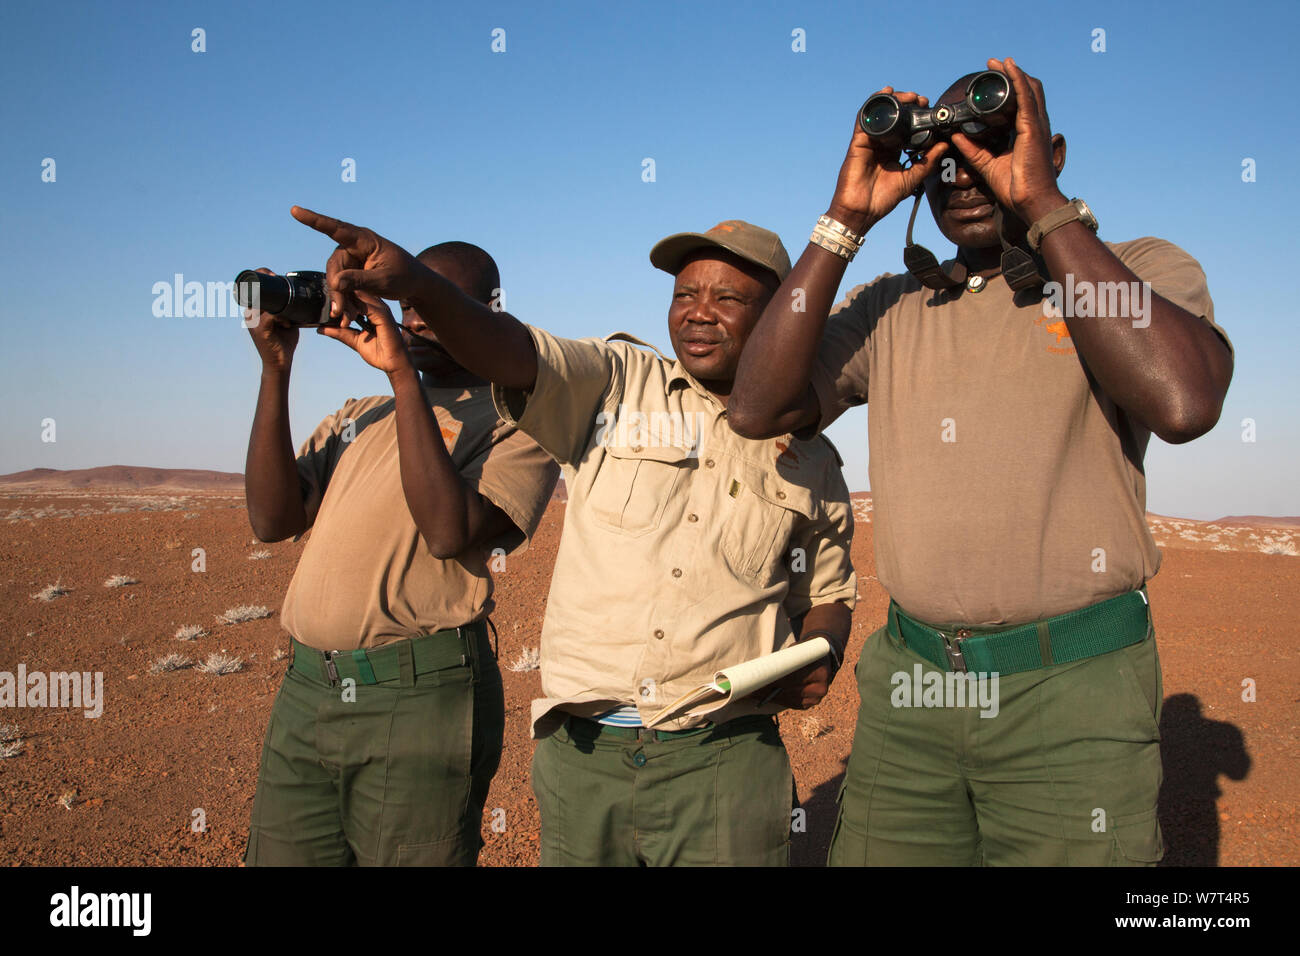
[1072,198,1098,231]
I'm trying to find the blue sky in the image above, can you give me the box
[1,0,1296,519]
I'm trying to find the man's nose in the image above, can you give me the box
[947,159,978,188]
[684,299,718,323]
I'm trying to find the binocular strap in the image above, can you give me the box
[903,191,967,291]
[993,206,1048,293]
[900,191,1046,295]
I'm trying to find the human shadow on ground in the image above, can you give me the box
[790,692,1250,867]
[791,759,848,867]
[1158,692,1250,867]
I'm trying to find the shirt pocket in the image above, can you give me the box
[720,466,816,588]
[587,443,691,537]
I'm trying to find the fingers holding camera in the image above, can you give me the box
[318,291,413,376]
[290,205,423,319]
[323,245,367,326]
[290,206,367,320]
[244,268,299,372]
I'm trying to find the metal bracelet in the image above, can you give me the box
[809,227,858,262]
[817,214,866,246]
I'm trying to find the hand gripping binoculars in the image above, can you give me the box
[858,70,1015,151]
[856,70,1045,294]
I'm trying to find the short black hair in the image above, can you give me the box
[416,241,501,306]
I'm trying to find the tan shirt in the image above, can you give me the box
[494,328,857,737]
[280,384,559,651]
[811,236,1230,628]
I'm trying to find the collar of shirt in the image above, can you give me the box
[664,358,728,414]
[602,331,726,414]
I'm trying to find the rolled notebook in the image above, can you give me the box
[645,637,831,728]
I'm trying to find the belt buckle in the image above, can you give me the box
[322,650,341,685]
[942,629,972,673]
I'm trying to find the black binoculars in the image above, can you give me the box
[233,270,332,326]
[858,70,1015,151]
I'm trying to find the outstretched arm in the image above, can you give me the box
[290,206,538,391]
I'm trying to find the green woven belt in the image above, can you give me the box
[888,589,1150,676]
[291,619,486,686]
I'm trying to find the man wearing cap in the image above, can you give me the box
[242,242,559,866]
[727,58,1233,865]
[289,206,857,866]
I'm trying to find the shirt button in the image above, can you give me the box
[671,568,682,578]
[705,458,715,468]
[631,445,643,453]
[633,751,647,767]
[653,629,665,640]
[687,513,699,522]
[776,491,787,500]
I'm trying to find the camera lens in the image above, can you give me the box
[233,270,328,325]
[234,270,291,314]
[859,94,901,137]
[968,71,1010,115]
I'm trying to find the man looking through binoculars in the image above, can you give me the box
[729,57,1233,866]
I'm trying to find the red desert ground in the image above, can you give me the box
[1,466,1295,865]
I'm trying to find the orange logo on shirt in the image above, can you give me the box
[1035,314,1076,356]
[439,419,463,451]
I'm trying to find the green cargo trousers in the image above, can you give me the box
[244,624,503,866]
[829,617,1164,866]
[532,714,794,866]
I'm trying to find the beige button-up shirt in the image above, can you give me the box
[494,328,857,737]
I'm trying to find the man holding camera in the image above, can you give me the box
[288,206,857,866]
[242,243,558,866]
[728,57,1233,865]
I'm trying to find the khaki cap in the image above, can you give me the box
[650,220,791,283]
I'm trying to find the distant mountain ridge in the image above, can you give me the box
[2,469,1293,525]
[0,465,244,494]
[1211,515,1300,528]
[0,467,570,501]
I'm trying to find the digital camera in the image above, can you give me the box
[233,270,332,327]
